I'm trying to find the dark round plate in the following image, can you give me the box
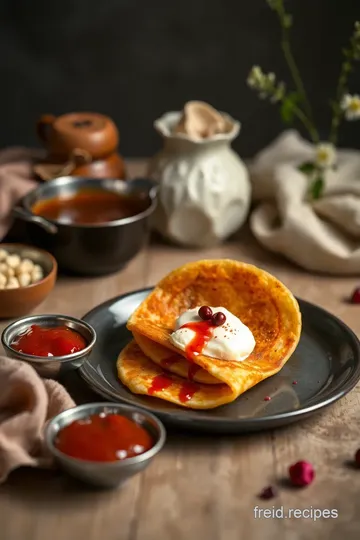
[79,288,360,433]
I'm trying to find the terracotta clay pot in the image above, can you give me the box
[34,112,126,181]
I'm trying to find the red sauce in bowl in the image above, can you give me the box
[54,413,153,462]
[10,324,87,357]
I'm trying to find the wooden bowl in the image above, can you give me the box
[0,244,57,319]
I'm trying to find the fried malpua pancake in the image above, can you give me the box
[124,259,301,408]
[117,340,236,409]
[132,331,219,385]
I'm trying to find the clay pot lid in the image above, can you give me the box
[38,112,119,159]
[55,112,110,133]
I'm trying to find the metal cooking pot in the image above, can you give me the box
[12,176,157,276]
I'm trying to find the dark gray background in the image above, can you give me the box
[0,0,359,157]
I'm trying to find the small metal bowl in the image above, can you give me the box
[1,314,96,378]
[44,403,166,489]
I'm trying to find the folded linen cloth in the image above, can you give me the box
[249,130,360,274]
[0,355,75,483]
[0,147,39,240]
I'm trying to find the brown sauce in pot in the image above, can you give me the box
[31,190,148,225]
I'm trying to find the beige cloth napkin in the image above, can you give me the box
[249,130,360,274]
[0,355,75,483]
[0,147,39,240]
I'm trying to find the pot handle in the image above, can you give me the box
[37,114,56,143]
[130,177,158,199]
[12,206,58,235]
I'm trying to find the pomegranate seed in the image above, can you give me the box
[354,448,360,466]
[350,288,360,304]
[198,306,213,320]
[212,312,226,326]
[258,485,276,499]
[264,396,271,401]
[289,460,315,487]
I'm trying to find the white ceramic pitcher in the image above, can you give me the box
[148,109,251,247]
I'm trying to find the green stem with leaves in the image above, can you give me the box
[291,104,320,143]
[269,0,320,143]
[329,21,360,145]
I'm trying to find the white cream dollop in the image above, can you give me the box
[169,306,255,362]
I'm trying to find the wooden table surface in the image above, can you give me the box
[1,161,360,540]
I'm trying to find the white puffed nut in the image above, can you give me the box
[31,264,44,283]
[6,277,19,289]
[0,273,6,287]
[2,266,14,278]
[33,264,43,273]
[18,272,32,287]
[0,249,8,261]
[6,254,21,268]
[16,258,34,275]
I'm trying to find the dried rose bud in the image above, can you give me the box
[198,306,213,320]
[354,448,360,466]
[258,485,277,500]
[212,312,226,326]
[350,288,360,304]
[288,460,315,487]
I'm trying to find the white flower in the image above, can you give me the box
[247,66,264,88]
[315,143,337,169]
[355,21,360,39]
[247,66,285,103]
[341,94,360,120]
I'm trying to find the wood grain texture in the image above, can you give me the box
[1,160,360,540]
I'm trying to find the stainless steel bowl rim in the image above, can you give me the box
[1,314,96,363]
[44,402,166,466]
[20,176,158,229]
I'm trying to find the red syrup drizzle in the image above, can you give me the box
[181,320,213,360]
[160,355,179,369]
[162,354,200,380]
[179,381,199,403]
[188,363,201,380]
[178,320,213,402]
[161,354,201,380]
[148,373,173,395]
[148,320,213,403]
